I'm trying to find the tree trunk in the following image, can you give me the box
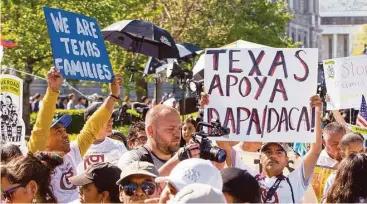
[23,60,34,136]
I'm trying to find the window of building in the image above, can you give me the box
[304,0,308,13]
[344,34,349,57]
[321,17,367,25]
[292,32,295,43]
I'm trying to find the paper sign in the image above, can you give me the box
[43,7,113,82]
[323,56,367,110]
[0,74,27,153]
[204,48,318,142]
[311,165,335,202]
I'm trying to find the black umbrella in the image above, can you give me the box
[102,20,180,59]
[177,43,201,61]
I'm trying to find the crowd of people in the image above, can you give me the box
[1,67,367,203]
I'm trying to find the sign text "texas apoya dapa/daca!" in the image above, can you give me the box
[44,7,113,82]
[204,48,318,142]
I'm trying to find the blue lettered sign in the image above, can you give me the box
[43,7,113,82]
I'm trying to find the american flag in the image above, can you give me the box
[356,95,367,127]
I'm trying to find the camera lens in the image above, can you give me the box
[213,148,227,163]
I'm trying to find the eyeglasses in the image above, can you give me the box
[1,183,28,200]
[121,182,156,196]
[136,136,147,144]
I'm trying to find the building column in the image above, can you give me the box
[309,0,314,13]
[333,34,337,58]
[290,0,294,11]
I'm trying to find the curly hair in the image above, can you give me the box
[1,151,63,203]
[127,122,146,141]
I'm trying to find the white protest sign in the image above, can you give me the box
[323,55,367,110]
[204,48,318,142]
[0,74,27,153]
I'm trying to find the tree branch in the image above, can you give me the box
[174,0,201,39]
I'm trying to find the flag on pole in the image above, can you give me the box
[1,40,18,48]
[356,95,367,127]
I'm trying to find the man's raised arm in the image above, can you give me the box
[303,95,323,181]
[28,67,63,153]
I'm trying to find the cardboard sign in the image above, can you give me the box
[204,48,318,142]
[0,74,27,153]
[323,56,367,110]
[44,7,113,82]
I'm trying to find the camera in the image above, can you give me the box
[191,119,230,163]
[132,102,150,121]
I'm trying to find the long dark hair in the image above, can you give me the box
[326,153,367,203]
[1,151,63,203]
[0,143,22,164]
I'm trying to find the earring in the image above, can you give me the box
[31,197,37,203]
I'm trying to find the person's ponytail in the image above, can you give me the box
[34,151,63,172]
[33,151,63,203]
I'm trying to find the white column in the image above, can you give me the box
[333,34,337,58]
[309,0,314,13]
[290,0,294,11]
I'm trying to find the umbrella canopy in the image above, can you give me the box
[143,43,201,75]
[192,40,270,80]
[176,43,201,62]
[102,20,179,59]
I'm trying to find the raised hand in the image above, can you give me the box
[309,95,322,111]
[199,92,209,107]
[47,67,63,92]
[109,73,123,97]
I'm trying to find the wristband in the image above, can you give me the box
[109,94,120,101]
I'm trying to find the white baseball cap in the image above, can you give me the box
[155,158,223,191]
[167,183,226,204]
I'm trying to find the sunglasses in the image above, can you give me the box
[1,183,28,200]
[121,182,156,196]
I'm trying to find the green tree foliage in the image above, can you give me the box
[1,0,296,132]
[352,24,367,56]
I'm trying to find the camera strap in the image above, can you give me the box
[256,173,295,203]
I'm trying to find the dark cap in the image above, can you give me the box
[221,168,260,203]
[70,162,121,187]
[84,102,103,121]
[116,161,159,185]
[260,142,287,153]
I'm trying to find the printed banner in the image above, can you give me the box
[204,48,318,142]
[323,56,367,110]
[347,123,367,135]
[43,7,113,82]
[311,165,335,202]
[0,74,27,152]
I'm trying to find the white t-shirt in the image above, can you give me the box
[323,172,336,199]
[51,143,82,203]
[257,160,312,203]
[230,144,260,176]
[316,150,336,168]
[77,137,127,173]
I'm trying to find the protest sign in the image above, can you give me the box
[204,48,318,142]
[311,165,335,202]
[323,55,367,110]
[0,74,27,153]
[43,7,113,82]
